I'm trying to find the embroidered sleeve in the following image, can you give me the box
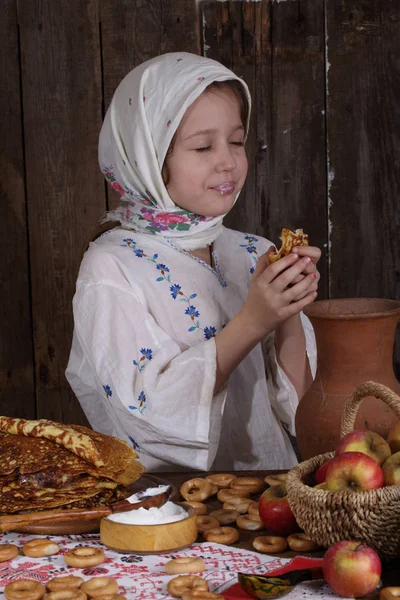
[67,252,226,471]
[262,313,317,436]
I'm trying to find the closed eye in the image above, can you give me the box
[231,141,244,147]
[195,146,211,153]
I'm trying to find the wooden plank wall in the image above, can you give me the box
[1,0,399,425]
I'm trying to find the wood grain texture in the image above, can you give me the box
[17,0,105,423]
[1,0,398,424]
[0,0,35,418]
[202,0,328,298]
[99,0,200,210]
[326,0,400,372]
[202,0,271,239]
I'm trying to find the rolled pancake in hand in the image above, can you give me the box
[269,228,309,262]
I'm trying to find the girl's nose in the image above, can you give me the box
[215,145,237,172]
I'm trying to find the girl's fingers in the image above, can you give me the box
[267,256,310,289]
[262,252,300,284]
[283,272,318,303]
[251,251,270,281]
[291,246,321,262]
[285,290,318,316]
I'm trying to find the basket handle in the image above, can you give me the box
[340,381,400,437]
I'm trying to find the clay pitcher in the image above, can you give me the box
[295,298,400,459]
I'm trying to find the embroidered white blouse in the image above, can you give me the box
[66,226,317,472]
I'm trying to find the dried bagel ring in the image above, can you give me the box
[247,501,260,516]
[96,594,126,600]
[264,473,288,487]
[92,596,126,600]
[182,593,224,600]
[203,526,239,545]
[380,588,400,600]
[165,557,206,575]
[0,544,19,562]
[167,575,208,598]
[209,509,239,525]
[64,547,105,568]
[236,514,264,531]
[230,477,264,495]
[180,479,212,502]
[287,533,320,552]
[205,474,236,489]
[81,578,118,598]
[45,591,87,600]
[196,516,220,533]
[184,501,208,515]
[252,536,288,553]
[22,538,60,558]
[47,577,84,592]
[217,488,250,503]
[208,483,218,496]
[4,580,46,600]
[222,497,252,514]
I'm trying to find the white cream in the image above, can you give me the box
[126,484,170,504]
[107,501,188,525]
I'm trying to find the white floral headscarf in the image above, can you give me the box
[98,52,251,250]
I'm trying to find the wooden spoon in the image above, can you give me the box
[0,485,172,533]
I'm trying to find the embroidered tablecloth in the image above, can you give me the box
[0,532,341,599]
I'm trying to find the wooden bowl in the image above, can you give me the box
[100,504,197,554]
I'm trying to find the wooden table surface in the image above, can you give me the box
[158,469,319,555]
[155,469,400,594]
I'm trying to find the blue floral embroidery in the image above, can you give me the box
[129,391,146,414]
[204,326,217,340]
[133,348,153,372]
[122,238,218,339]
[103,385,112,398]
[128,436,141,451]
[240,235,260,273]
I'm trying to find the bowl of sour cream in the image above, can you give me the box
[100,485,197,554]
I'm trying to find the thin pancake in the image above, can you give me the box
[0,422,144,485]
[0,417,104,467]
[269,228,309,262]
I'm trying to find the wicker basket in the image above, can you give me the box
[286,381,400,558]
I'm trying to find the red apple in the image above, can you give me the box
[382,451,400,485]
[315,457,334,484]
[326,452,384,492]
[387,420,400,454]
[335,429,391,465]
[258,483,299,536]
[323,540,381,598]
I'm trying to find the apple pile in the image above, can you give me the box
[314,419,400,491]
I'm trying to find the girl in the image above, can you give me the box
[66,52,320,472]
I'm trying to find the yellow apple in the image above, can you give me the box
[387,421,400,454]
[335,430,391,465]
[382,451,400,485]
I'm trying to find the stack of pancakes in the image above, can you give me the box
[0,417,144,514]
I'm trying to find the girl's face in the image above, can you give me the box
[165,87,248,217]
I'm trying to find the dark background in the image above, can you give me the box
[1,0,399,424]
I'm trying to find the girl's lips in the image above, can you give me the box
[211,182,236,195]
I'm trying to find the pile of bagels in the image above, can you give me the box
[179,473,318,555]
[0,540,123,600]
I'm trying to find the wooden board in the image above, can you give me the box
[326,0,400,373]
[202,0,328,298]
[17,0,105,423]
[0,0,35,418]
[99,0,200,210]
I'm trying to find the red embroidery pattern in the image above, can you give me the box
[0,532,331,599]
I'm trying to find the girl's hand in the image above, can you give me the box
[239,251,319,337]
[288,245,321,299]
